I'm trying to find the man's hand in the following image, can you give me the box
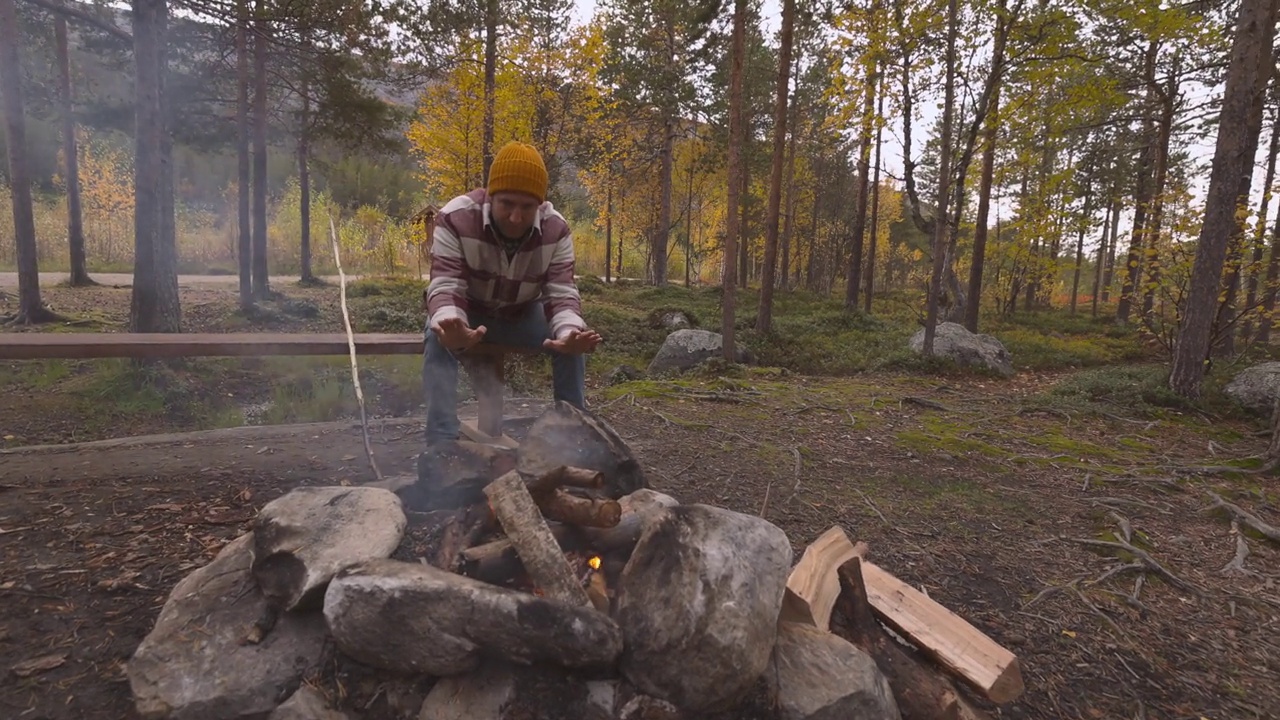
[544,328,602,355]
[431,316,487,351]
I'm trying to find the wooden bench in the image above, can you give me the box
[0,331,542,447]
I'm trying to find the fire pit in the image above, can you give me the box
[124,402,1023,720]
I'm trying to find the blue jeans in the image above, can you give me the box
[423,301,586,443]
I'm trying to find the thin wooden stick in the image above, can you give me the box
[328,211,382,481]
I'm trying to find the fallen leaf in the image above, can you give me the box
[341,455,357,461]
[12,652,67,678]
[1061,629,1077,638]
[3,435,14,441]
[237,488,253,502]
[144,503,184,512]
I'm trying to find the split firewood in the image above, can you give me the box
[484,471,590,606]
[830,559,991,720]
[779,525,866,631]
[858,558,1024,704]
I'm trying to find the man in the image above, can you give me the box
[423,141,602,444]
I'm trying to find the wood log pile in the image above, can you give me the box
[786,525,1024,719]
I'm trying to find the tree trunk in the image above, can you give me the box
[1215,86,1272,358]
[1091,189,1114,317]
[864,75,885,314]
[1071,180,1092,314]
[722,0,746,360]
[1242,98,1279,341]
[922,0,959,355]
[756,0,795,331]
[236,0,251,309]
[299,76,314,284]
[739,160,750,288]
[605,182,613,284]
[1142,55,1180,326]
[685,120,696,288]
[1170,0,1278,397]
[55,12,92,287]
[845,50,877,311]
[1102,190,1120,303]
[653,114,674,285]
[251,2,270,299]
[482,0,497,185]
[780,61,801,294]
[1118,40,1159,323]
[0,0,54,323]
[965,86,1000,331]
[129,0,179,333]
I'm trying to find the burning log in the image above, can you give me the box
[430,502,494,572]
[459,490,677,586]
[483,470,591,607]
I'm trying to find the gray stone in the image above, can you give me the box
[909,322,1014,377]
[1225,361,1280,414]
[418,661,607,720]
[657,311,692,330]
[769,622,900,720]
[270,686,349,720]
[647,329,748,375]
[128,533,328,720]
[252,485,406,611]
[323,559,623,677]
[607,364,646,386]
[615,504,792,712]
[517,401,648,497]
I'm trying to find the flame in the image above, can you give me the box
[588,555,602,571]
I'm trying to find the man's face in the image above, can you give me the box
[491,192,540,239]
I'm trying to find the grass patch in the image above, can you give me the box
[60,359,244,433]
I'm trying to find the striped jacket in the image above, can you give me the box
[425,188,585,340]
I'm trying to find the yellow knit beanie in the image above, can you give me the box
[487,141,549,203]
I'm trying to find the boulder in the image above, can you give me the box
[769,622,900,720]
[615,504,793,712]
[270,686,349,720]
[407,440,518,512]
[418,661,611,720]
[909,322,1014,377]
[1225,361,1280,414]
[647,329,748,375]
[517,401,648,497]
[127,533,328,720]
[323,559,623,677]
[252,486,407,611]
[607,364,646,386]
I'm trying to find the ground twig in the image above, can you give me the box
[901,396,950,412]
[1220,520,1257,578]
[1076,511,1201,597]
[328,212,381,482]
[1204,491,1280,544]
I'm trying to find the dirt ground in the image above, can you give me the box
[2,373,1278,719]
[2,283,1279,719]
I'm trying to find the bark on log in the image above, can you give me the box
[537,489,622,528]
[830,559,990,720]
[431,503,493,572]
[484,471,590,606]
[528,465,605,496]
